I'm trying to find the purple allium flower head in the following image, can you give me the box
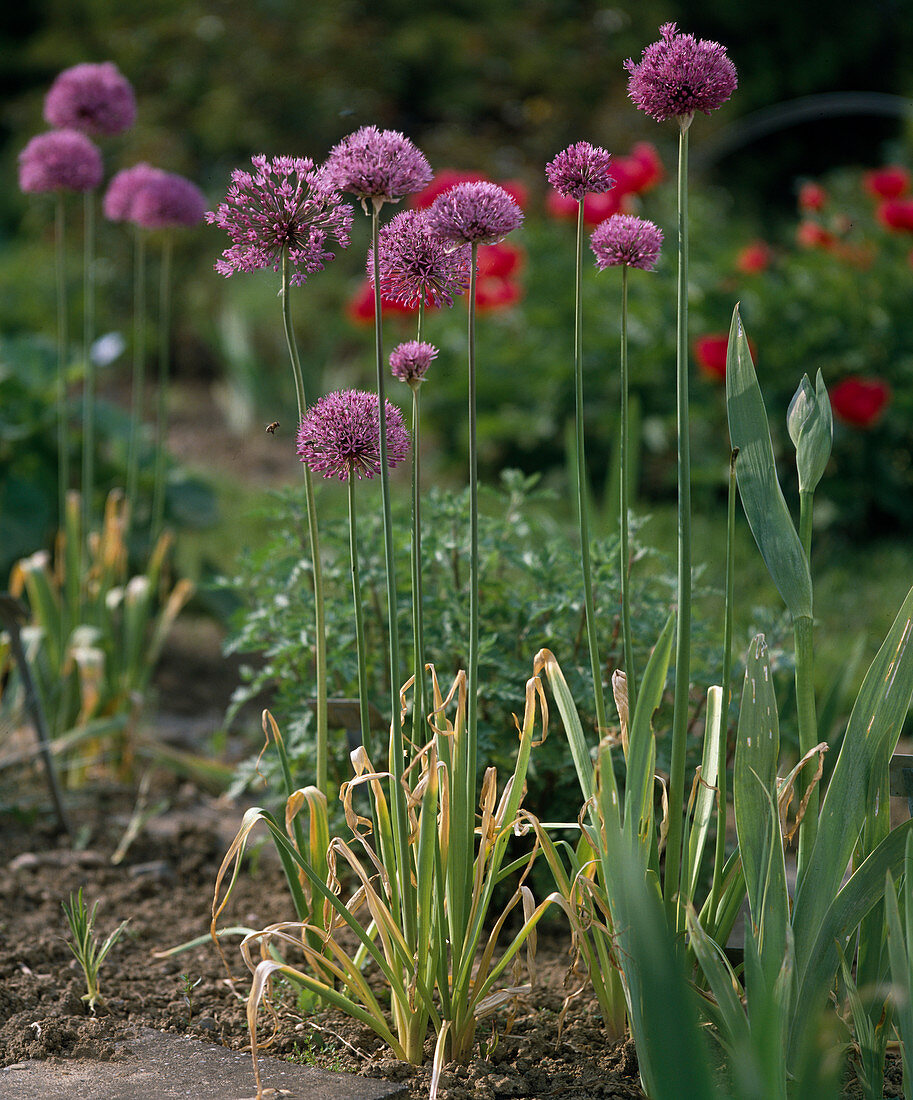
[322,126,432,205]
[205,155,353,286]
[426,181,523,246]
[546,142,615,202]
[44,62,137,136]
[296,389,410,481]
[389,340,438,385]
[624,22,737,124]
[130,171,207,230]
[368,209,471,308]
[18,129,104,193]
[590,214,664,271]
[103,163,166,221]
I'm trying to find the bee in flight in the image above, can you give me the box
[265,421,280,435]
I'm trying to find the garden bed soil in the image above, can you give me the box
[1,776,907,1100]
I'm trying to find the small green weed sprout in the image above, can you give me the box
[62,887,129,1010]
[180,973,203,1022]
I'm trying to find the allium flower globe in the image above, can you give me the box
[624,22,737,123]
[389,340,438,384]
[104,163,166,221]
[206,155,353,285]
[44,62,136,136]
[546,142,615,201]
[322,126,432,204]
[368,209,471,308]
[591,214,664,271]
[297,390,410,481]
[129,172,206,230]
[18,130,104,194]
[427,181,523,246]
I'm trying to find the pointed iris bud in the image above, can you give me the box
[787,370,833,494]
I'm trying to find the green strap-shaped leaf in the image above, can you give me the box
[733,635,788,984]
[792,583,913,973]
[725,306,812,621]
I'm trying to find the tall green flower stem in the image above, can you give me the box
[370,203,415,948]
[54,194,69,528]
[125,227,146,529]
[665,118,692,923]
[619,262,636,715]
[710,447,738,919]
[347,474,371,754]
[81,190,96,538]
[409,302,427,744]
[572,202,609,742]
[280,250,328,794]
[795,488,819,875]
[151,233,173,541]
[467,242,480,793]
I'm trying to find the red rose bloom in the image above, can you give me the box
[863,165,910,200]
[798,181,827,213]
[477,241,524,278]
[830,377,891,428]
[877,198,913,233]
[694,333,757,382]
[796,221,837,250]
[735,240,771,274]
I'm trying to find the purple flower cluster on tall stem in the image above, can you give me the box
[546,142,614,202]
[591,214,664,271]
[206,155,353,286]
[43,62,136,136]
[389,340,437,385]
[624,21,737,126]
[322,126,432,207]
[296,390,409,482]
[369,209,470,309]
[426,181,523,246]
[18,130,104,194]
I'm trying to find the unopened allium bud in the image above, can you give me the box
[787,370,833,493]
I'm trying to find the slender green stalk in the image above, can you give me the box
[467,241,480,793]
[81,190,96,537]
[151,233,173,540]
[279,250,328,794]
[665,119,692,922]
[126,227,146,529]
[54,194,69,527]
[572,201,609,740]
[619,262,636,714]
[710,447,738,920]
[370,203,414,949]
[348,475,372,756]
[409,304,427,745]
[795,489,818,877]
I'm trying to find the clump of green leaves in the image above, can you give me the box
[62,887,129,1010]
[219,471,718,822]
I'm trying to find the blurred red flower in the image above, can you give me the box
[798,181,827,213]
[547,187,624,225]
[735,239,771,274]
[346,279,419,324]
[410,169,527,211]
[830,376,891,428]
[877,197,913,233]
[477,241,524,278]
[796,221,837,250]
[693,333,757,382]
[475,276,522,311]
[863,165,910,200]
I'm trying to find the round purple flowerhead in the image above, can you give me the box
[624,22,737,125]
[546,142,614,202]
[297,389,410,482]
[390,340,438,386]
[43,62,136,136]
[426,181,523,246]
[103,163,166,221]
[368,209,471,308]
[206,155,353,286]
[322,126,432,206]
[18,129,104,194]
[591,214,664,272]
[130,172,207,230]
